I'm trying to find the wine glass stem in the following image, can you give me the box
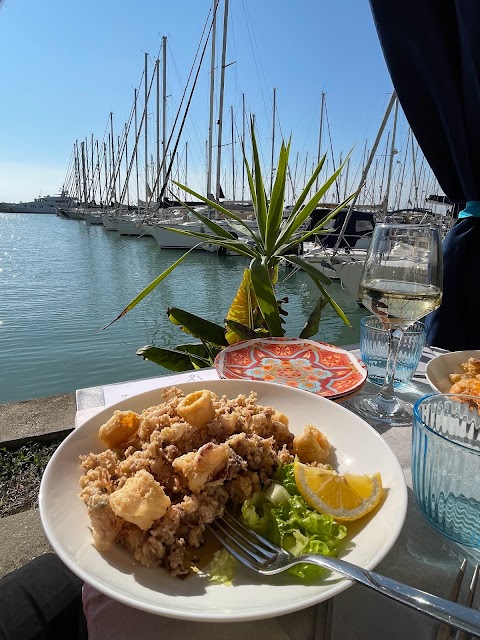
[379,327,403,401]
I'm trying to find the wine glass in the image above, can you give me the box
[354,224,443,425]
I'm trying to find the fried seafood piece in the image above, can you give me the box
[449,358,480,384]
[174,488,230,548]
[80,449,119,476]
[98,410,140,449]
[247,407,294,449]
[207,410,241,438]
[278,444,295,466]
[79,465,115,503]
[137,404,173,441]
[225,470,261,503]
[109,469,171,531]
[118,524,165,567]
[165,539,189,576]
[449,377,480,409]
[155,420,212,455]
[293,425,330,464]
[172,442,231,492]
[177,390,217,428]
[226,432,279,482]
[461,358,480,377]
[86,493,124,551]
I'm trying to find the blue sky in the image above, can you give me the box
[0,0,398,203]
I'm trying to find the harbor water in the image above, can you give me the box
[0,213,368,404]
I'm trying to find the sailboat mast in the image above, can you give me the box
[411,135,419,209]
[96,141,103,205]
[84,137,90,202]
[383,96,399,212]
[231,105,235,200]
[162,37,167,194]
[185,141,188,200]
[156,58,160,203]
[125,123,129,206]
[215,0,229,202]
[206,0,218,199]
[81,141,88,204]
[75,141,81,202]
[315,92,325,192]
[134,89,140,215]
[332,90,397,254]
[90,134,94,202]
[270,87,276,196]
[144,52,148,207]
[103,143,108,206]
[117,136,121,205]
[241,92,245,203]
[110,114,115,203]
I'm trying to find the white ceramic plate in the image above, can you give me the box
[39,379,407,623]
[425,350,480,393]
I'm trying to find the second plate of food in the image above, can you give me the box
[214,337,367,400]
[425,350,480,393]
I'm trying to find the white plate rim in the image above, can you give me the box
[39,378,407,622]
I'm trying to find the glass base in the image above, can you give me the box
[353,391,413,426]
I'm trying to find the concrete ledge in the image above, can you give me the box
[0,393,77,577]
[0,393,76,444]
[0,509,51,578]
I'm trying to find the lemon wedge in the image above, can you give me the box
[294,459,383,521]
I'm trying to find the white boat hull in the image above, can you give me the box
[331,258,366,302]
[151,223,207,249]
[114,219,147,236]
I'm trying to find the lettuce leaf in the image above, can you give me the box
[208,463,347,584]
[241,463,347,580]
[207,548,237,586]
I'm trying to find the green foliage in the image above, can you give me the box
[109,119,355,371]
[0,442,59,517]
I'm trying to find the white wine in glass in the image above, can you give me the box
[354,224,443,425]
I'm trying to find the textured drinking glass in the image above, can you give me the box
[412,394,480,546]
[360,316,426,387]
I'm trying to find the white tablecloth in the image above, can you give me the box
[76,347,480,640]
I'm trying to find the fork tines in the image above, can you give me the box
[436,561,479,640]
[208,512,280,573]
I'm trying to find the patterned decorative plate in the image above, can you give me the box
[214,337,367,399]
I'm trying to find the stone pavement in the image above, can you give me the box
[0,393,76,577]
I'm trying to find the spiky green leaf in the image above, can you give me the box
[275,194,357,256]
[225,320,258,341]
[281,254,332,286]
[167,307,228,346]
[266,140,290,255]
[250,121,268,242]
[299,297,329,339]
[276,155,353,251]
[171,182,259,243]
[250,257,284,336]
[137,345,197,371]
[101,246,198,329]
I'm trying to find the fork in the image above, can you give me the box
[208,513,480,637]
[436,560,479,640]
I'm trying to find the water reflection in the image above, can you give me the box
[0,214,368,403]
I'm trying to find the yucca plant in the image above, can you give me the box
[108,120,355,371]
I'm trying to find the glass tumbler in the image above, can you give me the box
[412,394,480,546]
[360,316,426,387]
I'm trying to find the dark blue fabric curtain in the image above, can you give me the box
[368,0,480,350]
